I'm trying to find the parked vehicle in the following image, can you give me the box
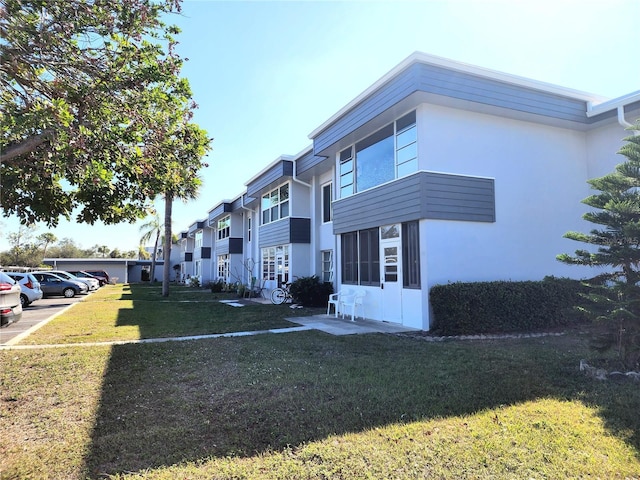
[83,270,110,285]
[0,272,23,327]
[32,272,88,298]
[67,270,107,287]
[47,270,100,291]
[5,272,43,307]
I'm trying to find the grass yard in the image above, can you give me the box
[1,284,639,479]
[20,284,315,345]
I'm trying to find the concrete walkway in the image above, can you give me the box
[0,314,417,350]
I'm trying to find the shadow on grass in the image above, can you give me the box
[82,286,640,477]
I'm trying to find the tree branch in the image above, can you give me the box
[1,130,55,164]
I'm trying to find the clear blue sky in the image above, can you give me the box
[1,0,639,253]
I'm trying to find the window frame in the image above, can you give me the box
[217,254,229,281]
[402,221,421,289]
[321,249,333,283]
[217,216,230,240]
[340,228,380,286]
[322,182,333,223]
[339,110,417,198]
[261,182,290,225]
[261,245,290,283]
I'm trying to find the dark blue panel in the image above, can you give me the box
[229,238,243,254]
[289,218,311,244]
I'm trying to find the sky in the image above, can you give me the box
[1,0,639,254]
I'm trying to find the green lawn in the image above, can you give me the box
[20,284,315,344]
[1,284,639,479]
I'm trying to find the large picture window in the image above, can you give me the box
[341,228,380,286]
[339,110,417,198]
[261,183,290,225]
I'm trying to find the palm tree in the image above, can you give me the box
[139,213,162,282]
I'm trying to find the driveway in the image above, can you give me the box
[0,295,86,345]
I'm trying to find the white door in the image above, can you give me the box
[380,224,402,323]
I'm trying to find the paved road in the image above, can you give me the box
[0,294,86,345]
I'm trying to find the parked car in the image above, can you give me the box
[83,270,110,285]
[0,272,23,327]
[47,270,100,291]
[5,272,43,307]
[67,270,107,287]
[32,272,88,298]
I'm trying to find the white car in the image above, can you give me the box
[47,270,100,291]
[0,272,22,326]
[5,272,43,307]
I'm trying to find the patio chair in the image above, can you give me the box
[341,290,366,321]
[326,289,352,317]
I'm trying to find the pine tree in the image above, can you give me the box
[557,124,640,370]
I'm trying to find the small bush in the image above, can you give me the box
[429,276,589,335]
[289,276,334,307]
[208,280,224,293]
[189,277,201,288]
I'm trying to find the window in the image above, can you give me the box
[261,245,289,283]
[217,254,229,281]
[402,221,421,288]
[247,214,252,243]
[195,230,203,248]
[339,111,417,197]
[359,228,380,286]
[195,260,202,278]
[321,250,333,282]
[396,111,418,178]
[322,183,332,223]
[261,183,290,225]
[356,124,394,192]
[341,228,380,286]
[341,232,358,284]
[339,147,354,198]
[217,216,230,240]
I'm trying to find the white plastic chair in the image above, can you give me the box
[326,289,352,317]
[341,290,366,321]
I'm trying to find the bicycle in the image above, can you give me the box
[270,282,293,305]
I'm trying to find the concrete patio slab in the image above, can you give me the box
[287,314,419,336]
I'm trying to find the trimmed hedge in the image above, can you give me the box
[429,277,589,335]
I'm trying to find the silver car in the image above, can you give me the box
[6,272,43,307]
[33,272,89,297]
[47,270,100,291]
[0,272,23,327]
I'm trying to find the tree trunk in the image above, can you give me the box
[162,193,173,297]
[151,232,159,281]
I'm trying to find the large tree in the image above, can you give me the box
[558,124,640,370]
[0,0,210,229]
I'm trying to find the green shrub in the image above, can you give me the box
[208,280,224,293]
[289,276,334,307]
[429,276,589,335]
